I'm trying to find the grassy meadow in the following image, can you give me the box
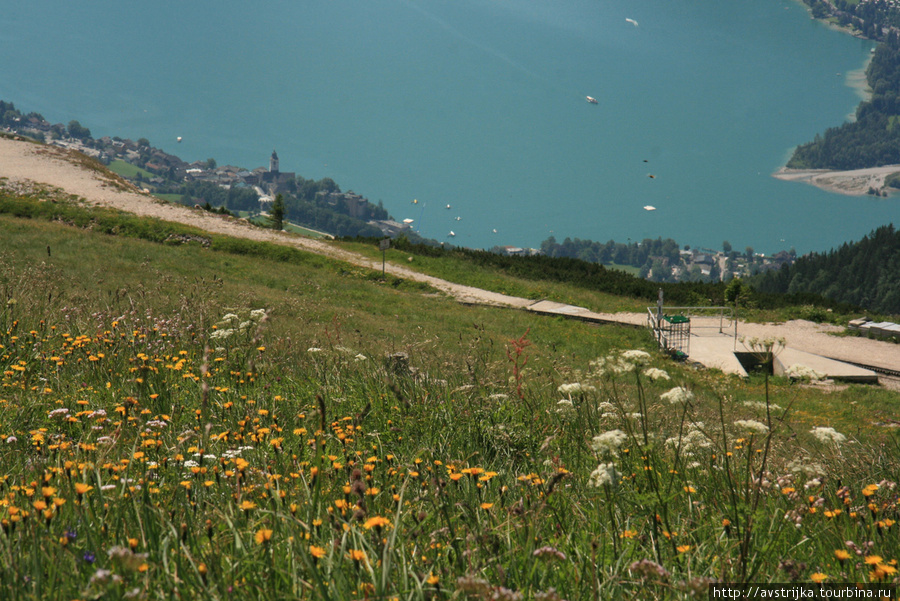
[106,161,157,183]
[0,190,898,600]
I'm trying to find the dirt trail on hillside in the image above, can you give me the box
[2,136,898,374]
[0,137,529,308]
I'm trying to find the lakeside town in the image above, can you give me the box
[3,104,797,283]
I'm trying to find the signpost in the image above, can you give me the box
[379,238,390,278]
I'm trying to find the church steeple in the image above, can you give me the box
[269,149,279,173]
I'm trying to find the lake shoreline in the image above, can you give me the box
[772,165,900,196]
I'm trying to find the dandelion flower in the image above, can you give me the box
[834,550,850,562]
[864,555,883,565]
[810,573,828,583]
[309,545,326,559]
[348,549,368,563]
[362,516,391,530]
[254,529,273,545]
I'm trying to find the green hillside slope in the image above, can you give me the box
[0,185,898,599]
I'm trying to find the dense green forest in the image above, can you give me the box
[787,27,900,170]
[539,235,682,266]
[386,236,853,313]
[751,224,900,314]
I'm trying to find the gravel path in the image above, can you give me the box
[3,136,898,373]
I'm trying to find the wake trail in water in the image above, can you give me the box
[399,0,584,101]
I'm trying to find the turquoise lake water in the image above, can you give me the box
[1,0,895,253]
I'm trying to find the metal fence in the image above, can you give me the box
[647,306,736,356]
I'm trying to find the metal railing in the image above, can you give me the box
[647,306,737,355]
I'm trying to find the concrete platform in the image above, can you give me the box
[521,300,879,383]
[773,347,879,383]
[525,300,647,327]
[525,300,645,326]
[684,334,748,377]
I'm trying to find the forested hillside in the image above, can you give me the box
[751,224,900,314]
[787,31,900,170]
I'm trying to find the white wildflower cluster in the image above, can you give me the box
[785,364,825,382]
[591,349,652,376]
[643,367,670,381]
[557,382,595,397]
[588,462,620,488]
[555,399,576,418]
[787,458,826,479]
[621,350,651,365]
[48,407,70,418]
[210,328,233,341]
[89,568,122,586]
[211,308,268,341]
[596,401,618,419]
[307,347,323,353]
[665,422,712,455]
[222,446,255,459]
[741,400,783,412]
[733,419,769,435]
[107,545,149,571]
[810,426,847,445]
[660,386,693,405]
[591,429,628,456]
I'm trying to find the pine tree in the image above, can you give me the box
[270,194,285,231]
